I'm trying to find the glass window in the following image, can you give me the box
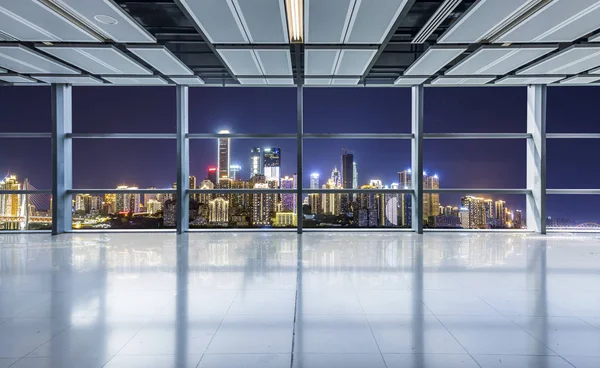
[547,195,600,229]
[424,87,526,133]
[189,88,296,134]
[547,86,600,133]
[0,86,51,133]
[72,87,176,133]
[304,88,411,133]
[547,139,599,189]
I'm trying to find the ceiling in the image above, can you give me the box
[1,0,600,87]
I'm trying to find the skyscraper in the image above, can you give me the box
[0,175,22,217]
[280,175,296,212]
[207,166,217,185]
[217,130,230,182]
[230,165,242,181]
[250,147,262,177]
[209,197,229,225]
[514,210,523,229]
[331,167,341,188]
[263,148,281,185]
[398,169,412,227]
[461,196,486,229]
[423,173,440,223]
[252,183,274,226]
[495,200,507,226]
[115,186,141,213]
[352,162,358,189]
[341,150,354,189]
[309,173,320,189]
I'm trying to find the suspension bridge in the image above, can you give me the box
[0,178,52,230]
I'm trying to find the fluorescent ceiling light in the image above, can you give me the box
[446,46,556,75]
[128,46,193,76]
[559,75,600,84]
[495,75,564,85]
[103,76,168,85]
[495,0,600,43]
[438,0,534,44]
[0,75,38,84]
[37,45,151,75]
[34,75,103,84]
[285,0,303,43]
[394,76,428,85]
[413,0,462,44]
[52,0,156,43]
[169,76,205,85]
[517,45,600,75]
[0,44,79,74]
[431,76,496,85]
[404,47,466,75]
[0,1,98,42]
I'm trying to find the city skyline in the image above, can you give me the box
[1,85,600,223]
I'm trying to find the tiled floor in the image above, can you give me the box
[0,232,599,367]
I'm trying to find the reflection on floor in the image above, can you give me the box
[0,232,599,367]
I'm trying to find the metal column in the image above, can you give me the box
[526,85,546,234]
[51,84,72,235]
[296,83,304,234]
[176,86,189,234]
[411,85,424,234]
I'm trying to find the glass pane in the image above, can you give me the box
[73,87,176,133]
[189,88,296,134]
[547,195,600,229]
[73,139,175,189]
[303,139,411,187]
[0,86,51,133]
[302,190,409,228]
[0,192,51,230]
[0,138,51,190]
[304,88,411,133]
[547,139,600,189]
[428,193,526,230]
[547,86,600,133]
[423,140,526,188]
[424,87,526,133]
[72,191,173,230]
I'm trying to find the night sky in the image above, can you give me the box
[1,85,599,224]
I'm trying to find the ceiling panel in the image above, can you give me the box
[345,0,410,44]
[495,75,565,85]
[54,0,155,43]
[0,1,98,42]
[559,75,600,84]
[305,49,339,75]
[169,76,205,85]
[0,67,5,73]
[305,0,354,43]
[517,46,600,75]
[438,0,533,44]
[266,78,294,85]
[335,49,377,75]
[394,76,428,85]
[233,0,288,43]
[496,0,600,43]
[304,78,332,85]
[34,75,103,84]
[431,76,496,85]
[332,78,360,85]
[255,49,292,75]
[38,45,151,75]
[104,76,168,85]
[591,33,600,42]
[178,0,246,43]
[0,74,38,83]
[0,45,80,74]
[238,78,267,84]
[404,47,466,75]
[128,46,193,76]
[446,46,557,76]
[217,49,261,76]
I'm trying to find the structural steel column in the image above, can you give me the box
[51,84,72,235]
[296,83,304,234]
[176,86,189,234]
[526,85,546,234]
[411,85,424,234]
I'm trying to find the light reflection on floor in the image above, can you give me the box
[0,232,599,367]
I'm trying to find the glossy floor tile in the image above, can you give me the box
[0,232,599,367]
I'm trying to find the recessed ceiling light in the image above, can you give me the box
[94,14,118,25]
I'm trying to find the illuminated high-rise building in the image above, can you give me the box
[250,147,262,177]
[461,196,486,229]
[198,179,214,204]
[369,179,383,189]
[252,183,274,226]
[217,130,230,182]
[322,179,340,215]
[398,169,412,227]
[352,162,358,189]
[207,166,217,185]
[331,167,341,188]
[115,186,141,213]
[0,175,22,217]
[423,173,440,223]
[280,175,296,212]
[146,199,162,214]
[307,193,322,215]
[274,212,297,227]
[341,151,354,189]
[209,197,229,224]
[263,148,281,185]
[495,200,507,226]
[230,165,242,181]
[514,209,523,229]
[104,193,116,214]
[484,199,495,220]
[309,173,320,189]
[74,194,91,214]
[459,207,469,228]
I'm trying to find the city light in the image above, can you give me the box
[218,129,230,134]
